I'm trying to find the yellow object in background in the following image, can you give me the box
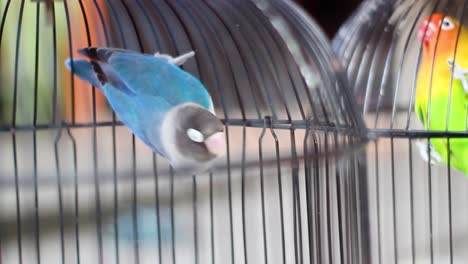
[0,0,109,126]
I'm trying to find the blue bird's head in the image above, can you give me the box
[161,103,226,173]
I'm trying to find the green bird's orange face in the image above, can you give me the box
[418,13,460,56]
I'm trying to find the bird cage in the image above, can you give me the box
[0,1,368,264]
[333,0,468,263]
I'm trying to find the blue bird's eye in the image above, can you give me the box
[187,128,204,142]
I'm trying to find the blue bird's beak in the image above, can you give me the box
[204,132,226,156]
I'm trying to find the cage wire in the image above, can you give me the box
[333,0,468,263]
[0,0,369,264]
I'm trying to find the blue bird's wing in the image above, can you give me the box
[64,59,102,88]
[80,47,214,111]
[110,52,213,111]
[102,85,171,156]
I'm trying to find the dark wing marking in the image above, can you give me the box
[90,61,108,85]
[78,47,138,95]
[78,47,137,63]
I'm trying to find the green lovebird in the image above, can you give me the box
[416,13,468,176]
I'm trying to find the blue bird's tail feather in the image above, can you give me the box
[65,59,102,88]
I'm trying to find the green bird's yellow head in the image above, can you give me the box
[416,13,468,100]
[418,13,461,54]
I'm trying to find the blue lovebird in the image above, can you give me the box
[65,48,226,172]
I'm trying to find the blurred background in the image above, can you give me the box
[296,0,363,37]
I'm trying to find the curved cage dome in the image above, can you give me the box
[0,0,366,146]
[0,1,368,264]
[333,0,468,132]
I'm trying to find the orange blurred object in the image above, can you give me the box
[62,1,109,124]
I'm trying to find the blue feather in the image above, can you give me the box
[64,59,102,88]
[104,52,212,110]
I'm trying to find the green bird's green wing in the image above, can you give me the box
[427,81,468,176]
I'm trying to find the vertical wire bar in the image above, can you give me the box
[11,1,26,262]
[54,130,66,264]
[348,149,357,263]
[374,141,382,264]
[241,126,248,264]
[344,139,351,264]
[303,128,313,264]
[333,133,345,264]
[62,0,76,125]
[153,155,162,264]
[11,114,21,264]
[446,138,453,264]
[224,126,235,264]
[67,127,80,264]
[312,134,322,263]
[267,119,286,264]
[76,1,103,262]
[51,2,67,262]
[210,172,215,264]
[170,168,176,264]
[353,151,364,264]
[51,0,58,123]
[390,137,398,263]
[62,1,81,262]
[258,120,268,264]
[131,137,139,264]
[427,137,434,264]
[347,136,356,264]
[192,175,199,264]
[0,26,9,255]
[323,134,333,263]
[346,139,353,264]
[355,131,371,264]
[291,129,304,264]
[32,1,41,263]
[408,139,415,263]
[293,149,299,264]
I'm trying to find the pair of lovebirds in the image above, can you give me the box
[67,13,468,176]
